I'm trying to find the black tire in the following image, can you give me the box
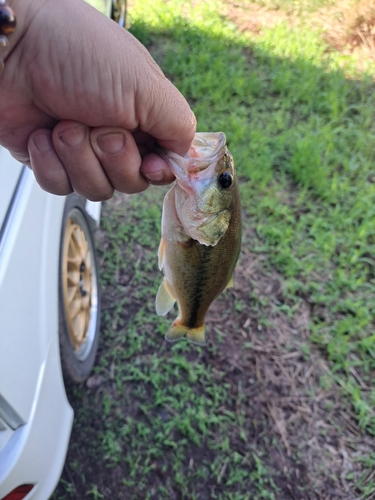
[58,194,101,384]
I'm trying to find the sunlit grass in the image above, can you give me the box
[131,0,375,400]
[130,0,375,485]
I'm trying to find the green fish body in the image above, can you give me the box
[156,133,242,345]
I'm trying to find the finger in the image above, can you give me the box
[130,130,175,184]
[90,128,149,194]
[52,121,114,201]
[135,71,197,156]
[28,129,73,195]
[140,152,176,186]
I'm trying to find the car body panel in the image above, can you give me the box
[0,160,75,499]
[0,148,23,229]
[0,167,65,422]
[0,0,115,495]
[85,199,102,227]
[0,337,73,500]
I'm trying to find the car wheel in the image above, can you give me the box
[111,0,127,27]
[59,195,101,384]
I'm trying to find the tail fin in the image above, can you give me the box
[165,322,206,346]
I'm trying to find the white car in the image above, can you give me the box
[0,2,127,498]
[0,150,101,500]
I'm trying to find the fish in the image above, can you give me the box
[155,132,242,346]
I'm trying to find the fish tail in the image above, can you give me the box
[165,322,206,346]
[187,325,206,346]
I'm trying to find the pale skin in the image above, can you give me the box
[1,0,196,200]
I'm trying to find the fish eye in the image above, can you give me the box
[218,171,233,189]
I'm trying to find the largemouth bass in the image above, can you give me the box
[156,132,242,345]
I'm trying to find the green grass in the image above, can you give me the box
[56,190,288,499]
[54,0,375,498]
[130,0,375,427]
[131,0,375,490]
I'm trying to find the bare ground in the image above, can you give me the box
[202,206,375,499]
[224,0,375,63]
[55,192,375,499]
[54,3,375,497]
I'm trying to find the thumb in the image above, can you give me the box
[134,68,196,156]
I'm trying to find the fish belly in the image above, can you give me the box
[156,181,241,345]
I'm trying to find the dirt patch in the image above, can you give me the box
[223,1,292,35]
[55,193,375,499]
[319,0,375,58]
[207,214,375,498]
[224,0,375,61]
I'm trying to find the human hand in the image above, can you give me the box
[1,0,196,200]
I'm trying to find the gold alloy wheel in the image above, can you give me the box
[59,203,100,381]
[62,215,93,351]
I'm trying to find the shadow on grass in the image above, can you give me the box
[53,9,375,500]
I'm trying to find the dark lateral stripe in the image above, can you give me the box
[187,247,211,328]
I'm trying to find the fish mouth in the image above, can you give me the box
[187,133,227,172]
[157,132,227,181]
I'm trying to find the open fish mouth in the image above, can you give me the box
[157,132,227,181]
[187,132,227,171]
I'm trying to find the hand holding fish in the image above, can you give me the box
[0,0,195,200]
[156,133,242,345]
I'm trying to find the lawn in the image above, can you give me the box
[53,1,375,498]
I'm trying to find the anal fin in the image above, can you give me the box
[225,275,235,289]
[155,279,175,316]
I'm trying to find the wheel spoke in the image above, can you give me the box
[73,227,87,260]
[81,294,91,310]
[69,227,81,258]
[73,312,85,344]
[67,271,79,287]
[69,297,82,319]
[67,254,81,268]
[67,284,79,304]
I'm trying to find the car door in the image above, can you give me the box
[0,148,23,232]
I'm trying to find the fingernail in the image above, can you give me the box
[96,132,125,154]
[59,126,86,147]
[33,133,52,153]
[143,170,165,183]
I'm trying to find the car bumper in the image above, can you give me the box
[0,336,74,500]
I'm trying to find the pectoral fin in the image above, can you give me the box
[158,237,166,270]
[155,279,176,316]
